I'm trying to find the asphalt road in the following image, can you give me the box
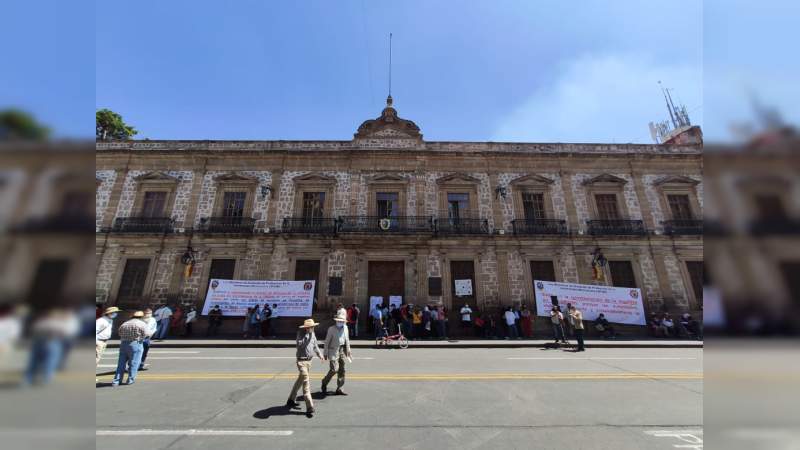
[96,346,703,450]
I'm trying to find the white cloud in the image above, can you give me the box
[491,54,702,143]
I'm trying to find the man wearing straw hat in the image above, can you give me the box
[287,318,325,416]
[95,306,119,382]
[321,310,352,396]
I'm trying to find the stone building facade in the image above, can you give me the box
[95,98,704,335]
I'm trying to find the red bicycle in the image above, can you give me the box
[375,325,409,349]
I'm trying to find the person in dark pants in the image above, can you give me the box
[261,304,272,338]
[206,305,223,336]
[569,305,585,351]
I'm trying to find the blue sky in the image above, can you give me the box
[4,1,797,143]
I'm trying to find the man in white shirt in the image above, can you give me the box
[185,306,197,336]
[95,306,119,381]
[153,304,173,340]
[460,304,473,336]
[503,307,518,339]
[322,311,352,396]
[139,308,158,371]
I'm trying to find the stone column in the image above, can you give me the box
[266,171,283,230]
[630,166,656,231]
[101,168,129,228]
[496,249,511,306]
[559,170,580,233]
[489,173,504,234]
[183,162,208,229]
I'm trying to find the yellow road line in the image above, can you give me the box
[96,372,702,381]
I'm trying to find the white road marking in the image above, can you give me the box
[507,357,697,360]
[104,351,200,354]
[129,356,375,360]
[97,429,293,436]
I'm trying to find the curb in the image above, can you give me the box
[108,341,703,349]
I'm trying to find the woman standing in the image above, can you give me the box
[243,307,253,338]
[520,304,533,338]
[184,307,197,337]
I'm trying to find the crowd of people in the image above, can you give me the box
[649,312,703,339]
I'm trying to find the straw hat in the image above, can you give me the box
[299,318,319,328]
[104,306,120,315]
[132,310,145,318]
[333,311,347,322]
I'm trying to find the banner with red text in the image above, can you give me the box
[533,280,646,325]
[201,279,315,317]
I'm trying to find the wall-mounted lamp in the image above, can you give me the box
[495,185,507,200]
[260,185,273,199]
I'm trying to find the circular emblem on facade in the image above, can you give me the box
[379,218,392,231]
[303,282,313,291]
[536,282,544,290]
[210,280,219,290]
[629,290,639,298]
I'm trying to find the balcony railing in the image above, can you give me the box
[749,218,800,236]
[435,211,489,235]
[662,219,703,235]
[338,216,434,233]
[282,217,338,235]
[198,216,256,234]
[112,217,174,233]
[587,219,647,236]
[511,219,568,235]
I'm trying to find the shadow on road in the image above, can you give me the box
[253,406,308,419]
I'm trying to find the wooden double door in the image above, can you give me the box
[368,261,405,304]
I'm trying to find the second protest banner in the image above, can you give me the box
[533,280,646,325]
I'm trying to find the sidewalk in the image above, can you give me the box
[108,338,703,349]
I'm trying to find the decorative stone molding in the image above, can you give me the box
[582,173,628,185]
[354,96,422,142]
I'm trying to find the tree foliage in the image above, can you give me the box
[0,109,51,141]
[96,109,138,141]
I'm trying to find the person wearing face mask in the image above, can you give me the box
[138,308,158,371]
[95,306,119,382]
[287,318,324,416]
[321,310,352,396]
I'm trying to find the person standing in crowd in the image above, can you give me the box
[269,303,279,338]
[550,305,565,343]
[261,303,272,338]
[460,304,473,336]
[520,304,533,338]
[249,305,261,339]
[287,318,324,417]
[473,313,485,338]
[346,303,359,338]
[336,303,346,319]
[442,305,450,337]
[95,306,119,382]
[111,311,148,386]
[242,307,253,338]
[429,306,439,338]
[206,305,223,336]
[564,303,575,338]
[504,307,518,340]
[513,305,522,339]
[139,308,157,371]
[568,304,585,351]
[391,304,402,334]
[170,305,184,337]
[387,304,397,335]
[679,313,702,339]
[411,306,422,339]
[422,306,432,339]
[322,310,352,396]
[184,306,197,337]
[371,303,384,338]
[25,309,72,386]
[662,312,676,337]
[437,306,448,339]
[153,304,172,340]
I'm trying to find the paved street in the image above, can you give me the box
[96,346,702,449]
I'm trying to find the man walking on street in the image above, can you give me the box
[569,304,585,351]
[322,310,352,396]
[153,304,172,340]
[112,311,148,386]
[139,308,157,371]
[287,318,324,417]
[95,306,119,382]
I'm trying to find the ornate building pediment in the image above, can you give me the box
[213,172,258,184]
[353,96,423,142]
[436,173,481,185]
[134,171,179,184]
[582,173,627,185]
[293,173,337,184]
[368,173,408,184]
[653,175,700,186]
[509,174,555,186]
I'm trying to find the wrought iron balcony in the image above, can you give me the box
[435,211,489,235]
[587,219,647,236]
[338,216,434,233]
[282,217,337,235]
[662,219,703,235]
[112,217,174,233]
[511,219,568,235]
[198,216,256,234]
[749,218,800,236]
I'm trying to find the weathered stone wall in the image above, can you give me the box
[95,170,116,228]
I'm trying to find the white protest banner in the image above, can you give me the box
[201,279,315,317]
[533,280,646,325]
[454,279,473,297]
[369,296,384,311]
[389,296,403,308]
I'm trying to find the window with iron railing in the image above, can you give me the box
[447,193,470,219]
[222,191,247,218]
[667,194,693,220]
[141,191,167,218]
[522,192,546,220]
[595,194,620,220]
[376,192,399,218]
[609,261,637,288]
[302,192,325,219]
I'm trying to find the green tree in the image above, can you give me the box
[96,108,138,141]
[0,109,51,140]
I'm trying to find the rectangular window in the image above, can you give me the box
[685,261,704,305]
[60,191,92,217]
[118,259,151,300]
[609,261,637,288]
[530,260,556,282]
[295,260,321,301]
[221,191,247,218]
[447,193,470,218]
[141,191,167,218]
[376,192,399,217]
[755,194,788,221]
[522,192,546,220]
[27,259,69,309]
[595,194,620,220]
[668,194,693,220]
[302,192,325,219]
